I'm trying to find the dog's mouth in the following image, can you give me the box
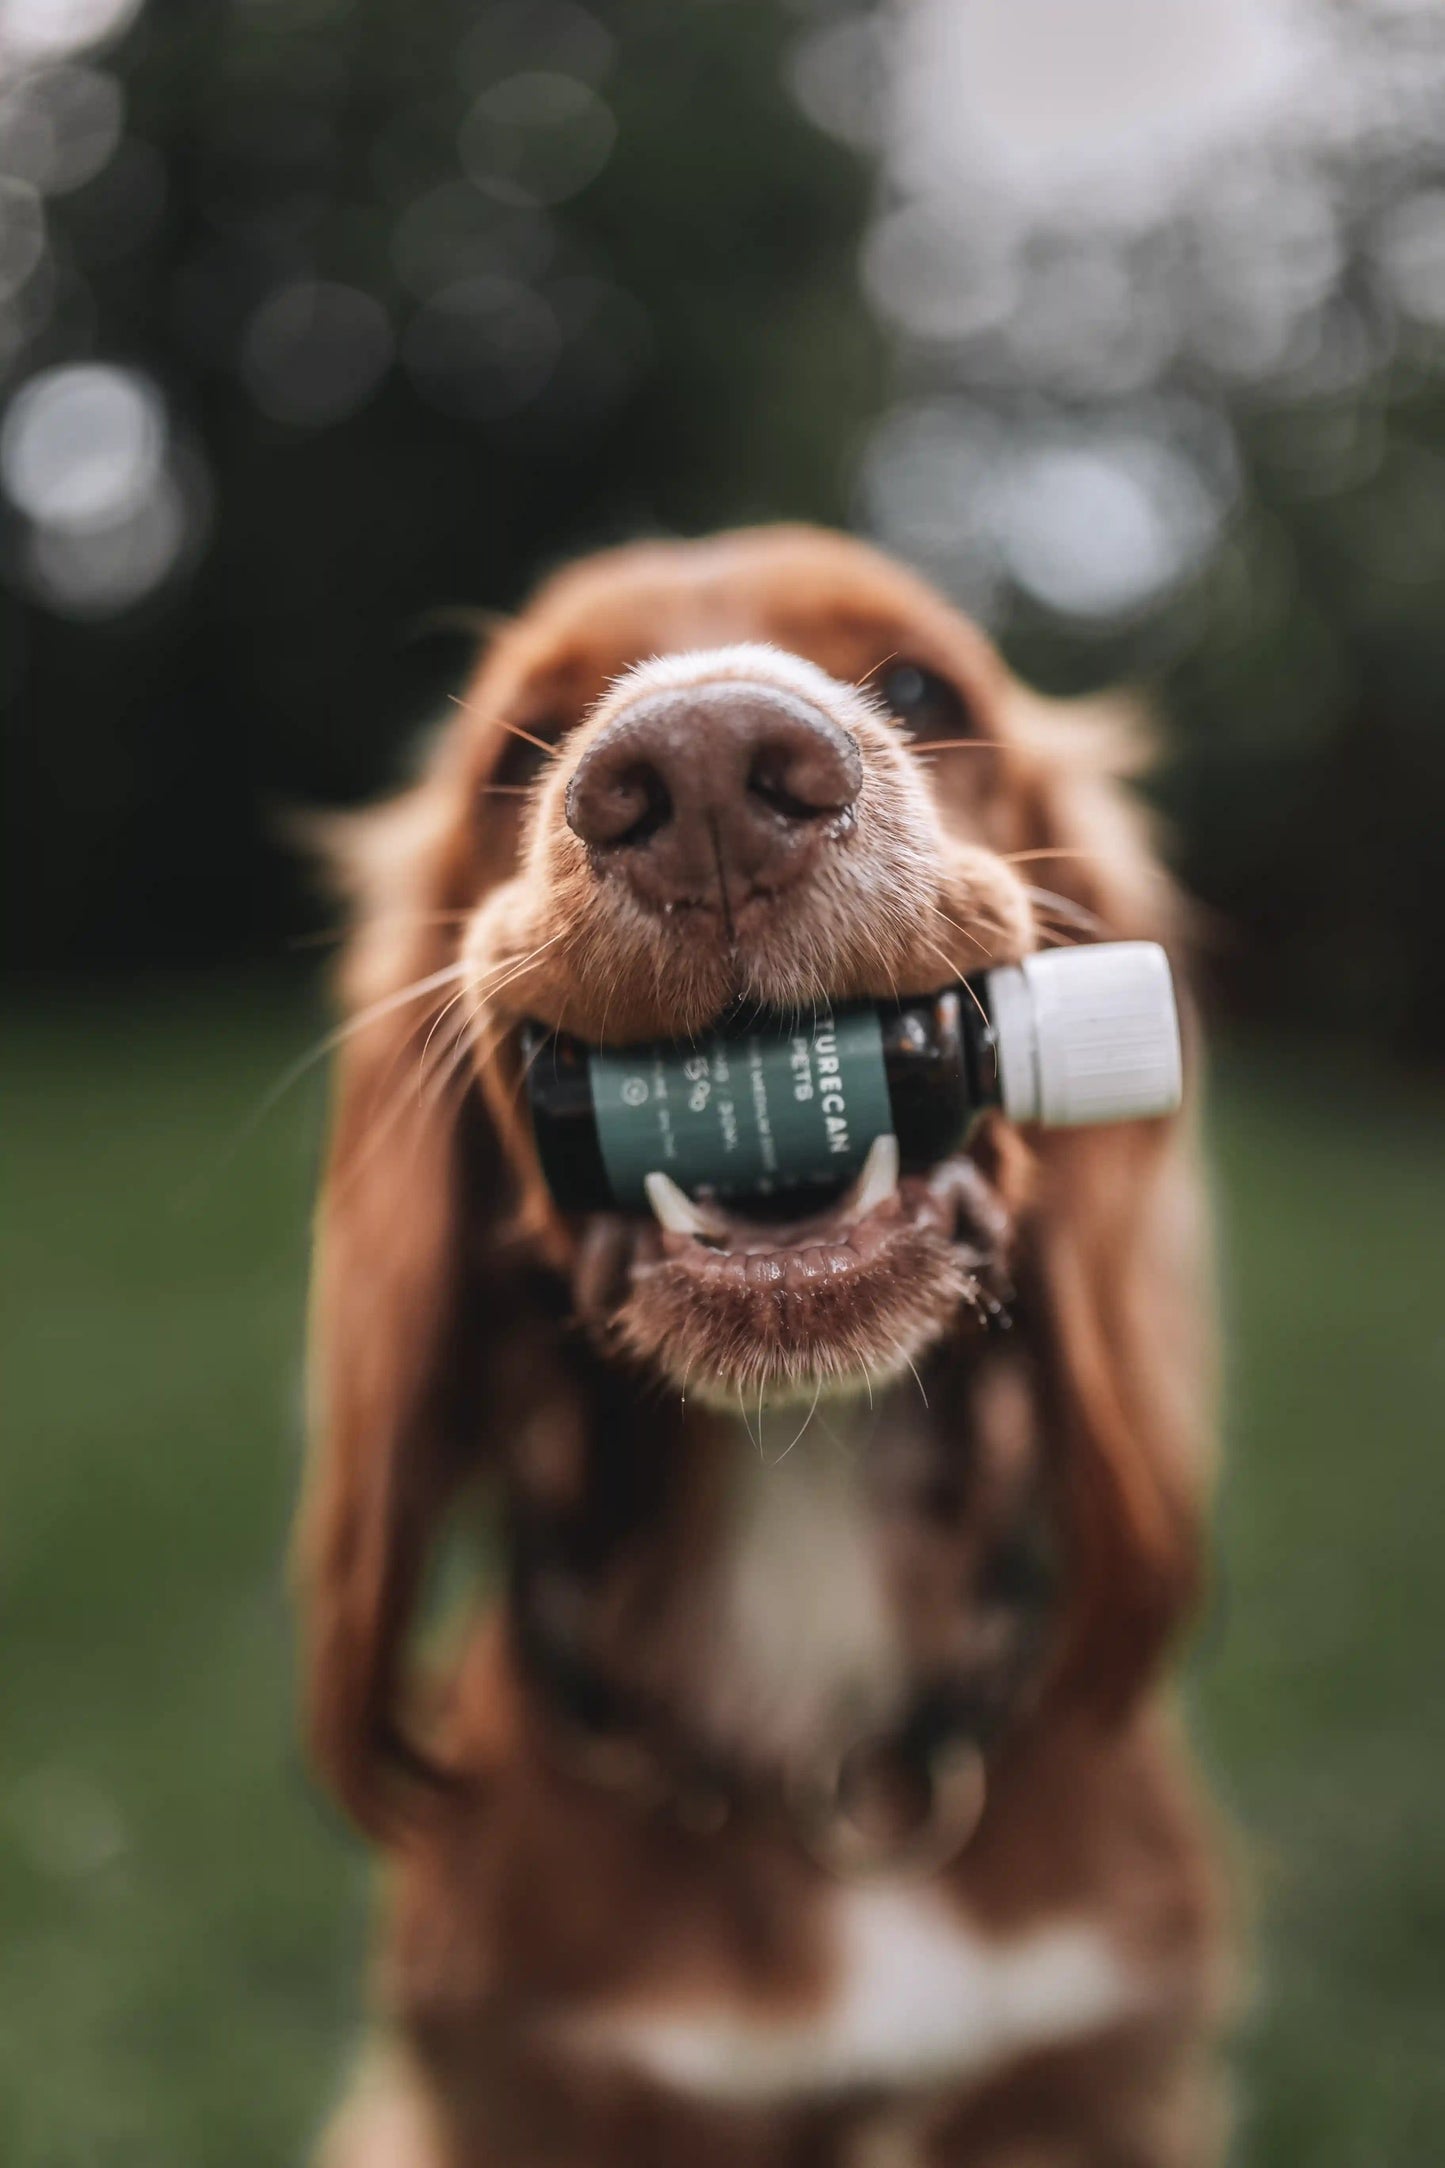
[569,1134,1015,1407]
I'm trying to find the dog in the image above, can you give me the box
[301,526,1226,2166]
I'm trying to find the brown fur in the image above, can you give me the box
[297,527,1225,2164]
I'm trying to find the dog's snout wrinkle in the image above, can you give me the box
[565,680,861,915]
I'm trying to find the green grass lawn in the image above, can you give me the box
[3,989,1442,2164]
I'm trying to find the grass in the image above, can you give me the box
[1188,1038,1445,2160]
[3,988,1442,2164]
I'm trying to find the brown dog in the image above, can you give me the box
[301,527,1225,2167]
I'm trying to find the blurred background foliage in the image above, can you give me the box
[3,2,1444,2163]
[3,0,880,978]
[5,0,1445,1052]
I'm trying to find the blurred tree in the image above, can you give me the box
[2,0,880,976]
[1157,391,1445,1058]
[840,0,1445,1060]
[6,0,1445,1063]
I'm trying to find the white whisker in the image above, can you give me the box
[770,1375,823,1466]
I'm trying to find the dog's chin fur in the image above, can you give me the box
[605,1219,982,1407]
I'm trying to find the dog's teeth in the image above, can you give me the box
[644,1171,714,1238]
[848,1133,900,1219]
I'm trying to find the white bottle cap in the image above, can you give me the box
[985,942,1183,1129]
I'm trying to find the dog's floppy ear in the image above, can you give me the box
[1030,1117,1211,1719]
[1008,693,1215,1719]
[295,779,521,1834]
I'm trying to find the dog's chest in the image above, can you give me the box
[690,1416,906,1767]
[566,1882,1141,2106]
[578,1421,1141,2105]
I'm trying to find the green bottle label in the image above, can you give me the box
[590,1008,893,1210]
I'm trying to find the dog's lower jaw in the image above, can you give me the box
[611,1235,988,1410]
[576,1158,1015,1409]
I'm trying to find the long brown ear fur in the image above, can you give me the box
[1008,687,1214,1720]
[296,778,519,1835]
[1030,1116,1211,1718]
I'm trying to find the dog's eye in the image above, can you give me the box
[877,662,969,742]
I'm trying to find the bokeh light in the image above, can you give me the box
[1,359,161,524]
[835,0,1445,630]
[240,279,394,427]
[460,70,614,209]
[993,431,1223,623]
[0,63,122,192]
[0,360,203,613]
[24,460,188,614]
[0,0,143,67]
[857,400,1229,625]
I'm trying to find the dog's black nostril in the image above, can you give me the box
[747,748,845,823]
[567,755,671,849]
[565,679,863,906]
[607,762,672,848]
[747,726,862,823]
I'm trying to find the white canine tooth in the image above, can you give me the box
[644,1170,713,1238]
[849,1133,900,1219]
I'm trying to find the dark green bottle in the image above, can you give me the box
[522,942,1181,1215]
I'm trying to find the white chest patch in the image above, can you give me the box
[693,1423,905,1768]
[567,1886,1144,2107]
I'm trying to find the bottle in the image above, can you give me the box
[521,941,1182,1215]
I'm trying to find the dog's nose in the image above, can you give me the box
[564,682,862,912]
